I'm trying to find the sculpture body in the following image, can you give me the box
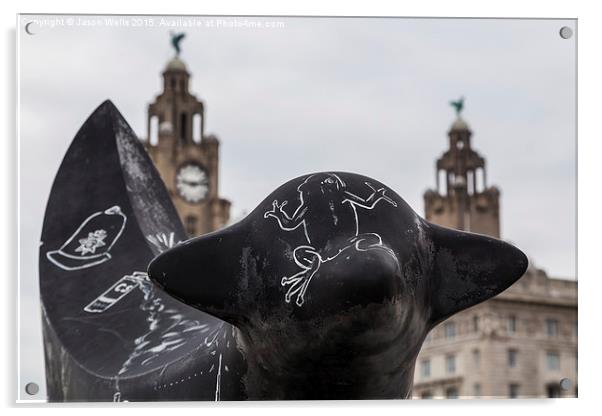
[39,101,245,401]
[149,171,528,400]
[40,101,528,401]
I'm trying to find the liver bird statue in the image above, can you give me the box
[169,32,186,56]
[450,96,465,116]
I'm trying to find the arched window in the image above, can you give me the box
[193,113,202,143]
[475,168,483,193]
[149,115,159,146]
[180,112,188,143]
[438,170,447,195]
[467,170,474,195]
[185,215,197,237]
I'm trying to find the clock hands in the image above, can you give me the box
[176,163,209,203]
[179,179,205,187]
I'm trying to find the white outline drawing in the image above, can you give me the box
[115,272,212,381]
[75,229,107,255]
[264,173,397,306]
[46,205,127,271]
[215,353,222,401]
[83,271,147,313]
[146,231,181,253]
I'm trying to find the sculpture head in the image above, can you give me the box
[297,172,346,196]
[148,172,528,399]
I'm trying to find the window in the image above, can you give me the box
[547,383,561,398]
[508,349,518,368]
[475,167,483,192]
[474,383,481,398]
[445,387,459,399]
[421,391,432,399]
[509,383,520,398]
[446,354,456,374]
[180,112,188,142]
[149,115,159,145]
[438,170,447,195]
[546,351,560,370]
[467,170,474,195]
[193,113,202,142]
[444,321,456,338]
[420,359,431,378]
[546,318,559,337]
[473,315,479,332]
[473,349,480,369]
[185,215,197,236]
[507,315,517,334]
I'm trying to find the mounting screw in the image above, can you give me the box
[25,382,39,395]
[24,22,37,35]
[560,378,572,391]
[559,26,573,39]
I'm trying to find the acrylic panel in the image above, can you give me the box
[17,14,577,402]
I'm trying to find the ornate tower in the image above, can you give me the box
[424,100,500,238]
[143,34,231,237]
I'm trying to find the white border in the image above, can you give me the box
[15,9,21,407]
[3,1,599,415]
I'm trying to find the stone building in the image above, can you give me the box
[424,116,500,238]
[413,114,577,399]
[142,54,230,237]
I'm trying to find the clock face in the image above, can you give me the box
[175,163,209,204]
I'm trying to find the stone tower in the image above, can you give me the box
[143,54,231,237]
[424,111,500,238]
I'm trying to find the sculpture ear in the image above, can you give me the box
[147,224,246,326]
[428,224,528,326]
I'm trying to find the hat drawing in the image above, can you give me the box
[46,205,127,271]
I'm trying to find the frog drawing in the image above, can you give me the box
[263,173,398,306]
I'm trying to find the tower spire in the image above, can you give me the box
[143,32,231,237]
[145,33,204,146]
[424,99,500,238]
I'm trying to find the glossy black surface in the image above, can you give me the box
[149,172,529,399]
[39,101,245,402]
[40,101,528,401]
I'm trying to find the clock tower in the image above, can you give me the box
[424,100,500,238]
[143,39,230,237]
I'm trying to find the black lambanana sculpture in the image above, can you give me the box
[40,101,528,401]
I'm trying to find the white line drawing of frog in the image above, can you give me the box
[264,173,398,307]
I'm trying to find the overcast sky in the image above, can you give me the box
[18,15,576,398]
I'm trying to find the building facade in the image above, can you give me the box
[413,114,577,399]
[142,55,230,237]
